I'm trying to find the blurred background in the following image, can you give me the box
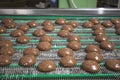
[0,0,120,8]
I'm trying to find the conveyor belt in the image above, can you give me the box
[0,15,120,80]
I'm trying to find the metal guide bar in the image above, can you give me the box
[0,9,120,16]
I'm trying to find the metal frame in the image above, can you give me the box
[0,8,120,16]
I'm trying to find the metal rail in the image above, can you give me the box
[0,8,120,16]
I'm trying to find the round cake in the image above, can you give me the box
[93,30,106,36]
[67,35,80,42]
[0,40,13,48]
[61,25,73,32]
[115,24,120,29]
[85,52,103,63]
[18,24,30,32]
[27,21,39,28]
[37,60,56,72]
[85,45,101,53]
[58,30,70,37]
[0,55,12,66]
[100,41,115,51]
[0,47,14,56]
[33,29,46,37]
[95,34,109,42]
[81,60,100,73]
[41,20,53,26]
[102,20,113,28]
[16,36,30,44]
[105,59,120,71]
[40,35,53,43]
[67,21,78,28]
[92,24,105,30]
[55,18,66,25]
[0,26,7,34]
[67,41,81,51]
[1,18,13,24]
[111,19,120,24]
[89,18,100,24]
[115,28,120,35]
[4,22,16,29]
[82,21,94,28]
[43,25,55,32]
[19,55,36,67]
[37,42,51,51]
[11,29,24,37]
[23,47,40,56]
[60,56,77,67]
[58,48,74,57]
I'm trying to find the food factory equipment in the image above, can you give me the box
[0,9,120,80]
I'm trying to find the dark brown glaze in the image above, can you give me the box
[41,20,53,26]
[93,30,106,36]
[95,34,109,42]
[85,45,101,53]
[1,18,13,24]
[100,41,115,51]
[58,30,70,37]
[58,48,74,57]
[38,60,56,72]
[18,24,30,32]
[11,29,24,37]
[0,55,12,66]
[105,59,120,71]
[85,52,103,63]
[67,41,81,51]
[115,28,120,35]
[115,24,120,29]
[23,47,40,56]
[55,18,66,25]
[4,22,16,29]
[89,18,100,24]
[0,40,13,48]
[102,20,113,28]
[27,21,39,28]
[68,35,80,42]
[0,47,14,56]
[60,56,77,67]
[82,21,94,28]
[40,35,53,43]
[92,24,105,30]
[67,21,78,28]
[43,25,55,32]
[19,55,36,67]
[37,42,51,51]
[33,29,46,37]
[0,26,7,33]
[61,25,73,32]
[16,36,30,44]
[111,19,120,24]
[81,60,100,73]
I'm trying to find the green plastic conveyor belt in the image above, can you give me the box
[0,15,120,79]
